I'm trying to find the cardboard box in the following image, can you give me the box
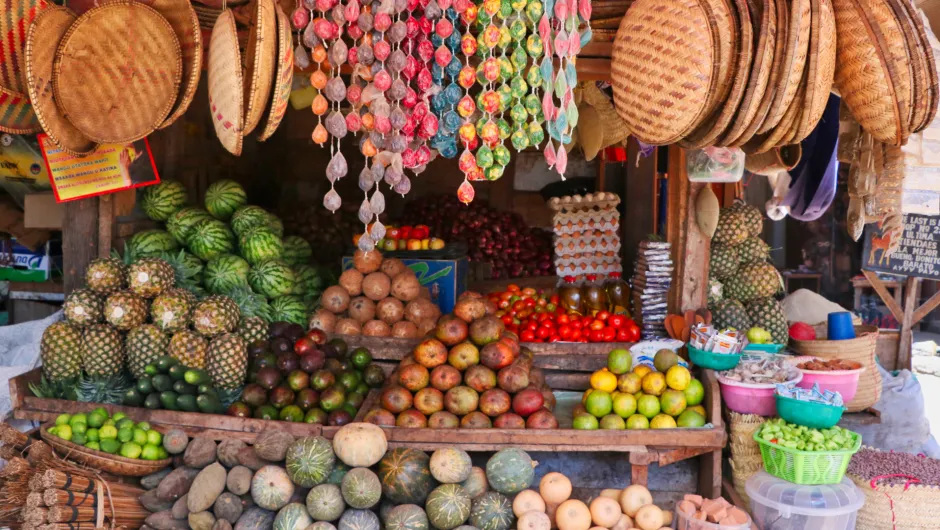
[342,256,469,314]
[0,238,62,282]
[24,193,64,229]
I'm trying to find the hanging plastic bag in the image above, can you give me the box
[686,147,745,182]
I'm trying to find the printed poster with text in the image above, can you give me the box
[38,135,160,202]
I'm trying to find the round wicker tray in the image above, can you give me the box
[151,0,203,129]
[733,0,788,145]
[0,0,52,95]
[40,424,172,477]
[723,0,776,146]
[793,0,836,144]
[242,0,277,135]
[208,9,244,155]
[759,0,811,134]
[257,2,293,141]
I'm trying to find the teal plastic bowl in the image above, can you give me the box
[775,394,845,429]
[742,343,786,354]
[688,345,742,370]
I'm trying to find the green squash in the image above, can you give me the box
[378,448,436,504]
[328,461,351,485]
[469,492,514,530]
[285,436,336,487]
[386,504,430,530]
[338,509,380,530]
[274,503,313,530]
[485,448,535,495]
[341,467,382,509]
[426,484,472,530]
[306,483,345,521]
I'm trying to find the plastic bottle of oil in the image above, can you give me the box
[558,276,584,315]
[604,272,631,316]
[582,274,607,316]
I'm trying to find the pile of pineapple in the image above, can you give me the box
[708,202,789,344]
[39,254,266,403]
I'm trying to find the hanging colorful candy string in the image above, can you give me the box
[293,0,313,69]
[429,5,461,161]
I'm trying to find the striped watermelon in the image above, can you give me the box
[270,295,308,325]
[240,228,284,265]
[293,264,322,296]
[166,207,213,245]
[129,230,179,257]
[231,205,272,236]
[188,219,235,261]
[204,254,251,293]
[249,260,297,299]
[141,180,188,221]
[204,179,247,220]
[282,236,313,266]
[266,214,285,238]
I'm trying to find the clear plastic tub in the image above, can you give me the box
[675,504,752,530]
[745,471,864,530]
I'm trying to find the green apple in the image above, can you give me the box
[747,327,771,344]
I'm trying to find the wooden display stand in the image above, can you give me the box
[861,271,939,369]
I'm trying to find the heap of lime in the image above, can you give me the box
[48,408,167,460]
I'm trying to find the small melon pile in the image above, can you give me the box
[310,250,440,339]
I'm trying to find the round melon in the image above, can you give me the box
[270,295,308,325]
[470,492,514,530]
[166,207,213,245]
[188,219,235,261]
[241,227,284,265]
[252,465,295,511]
[249,260,297,299]
[431,448,473,484]
[485,448,535,495]
[386,505,430,530]
[282,235,313,266]
[231,205,272,236]
[293,264,323,296]
[275,503,313,530]
[341,467,382,509]
[204,254,250,294]
[332,423,388,467]
[129,229,179,257]
[460,467,488,500]
[338,509,380,530]
[426,484,472,530]
[306,484,345,521]
[285,436,336,487]
[266,213,285,237]
[327,462,351,485]
[205,179,247,220]
[141,180,188,221]
[378,447,435,504]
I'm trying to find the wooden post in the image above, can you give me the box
[666,147,709,313]
[898,276,920,369]
[97,195,113,258]
[860,270,940,369]
[62,198,99,295]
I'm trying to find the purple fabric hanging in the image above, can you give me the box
[783,95,840,221]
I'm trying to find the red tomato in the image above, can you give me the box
[500,291,514,300]
[569,319,582,330]
[608,314,625,328]
[524,298,536,308]
[537,298,547,307]
[520,329,536,342]
[550,294,560,305]
[589,329,605,342]
[538,312,552,322]
[602,327,617,342]
[582,315,594,326]
[540,320,554,329]
[507,284,520,292]
[596,310,610,322]
[536,327,551,339]
[498,299,510,309]
[571,328,582,341]
[549,334,561,342]
[589,320,605,331]
[616,328,630,341]
[511,300,524,312]
[558,325,572,340]
[624,323,640,342]
[556,314,570,325]
[501,314,514,325]
[517,309,531,319]
[526,320,539,331]
[522,287,537,297]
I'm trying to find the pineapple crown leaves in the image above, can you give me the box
[30,376,79,402]
[110,243,141,266]
[225,284,275,322]
[29,371,133,404]
[159,250,208,299]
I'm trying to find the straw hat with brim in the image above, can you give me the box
[581,82,630,148]
[722,0,776,146]
[0,0,52,96]
[758,0,811,135]
[610,0,715,145]
[258,3,293,142]
[208,9,244,155]
[151,0,203,129]
[0,86,40,134]
[25,6,97,157]
[242,0,277,136]
[52,1,182,144]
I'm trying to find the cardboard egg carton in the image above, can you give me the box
[553,210,621,235]
[547,192,621,212]
[554,236,622,256]
[554,256,622,275]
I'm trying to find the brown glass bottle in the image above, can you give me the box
[559,276,584,314]
[582,274,606,315]
[605,272,631,316]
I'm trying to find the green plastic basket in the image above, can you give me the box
[752,429,861,485]
[775,394,845,429]
[688,344,742,370]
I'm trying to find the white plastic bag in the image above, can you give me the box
[687,147,745,182]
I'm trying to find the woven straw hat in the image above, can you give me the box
[151,0,203,129]
[611,0,715,145]
[582,82,630,148]
[52,1,182,144]
[0,86,40,133]
[242,0,277,136]
[759,0,811,134]
[0,0,51,96]
[208,9,244,155]
[722,0,776,146]
[25,5,96,156]
[257,3,293,142]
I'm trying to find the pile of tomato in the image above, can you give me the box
[488,286,641,343]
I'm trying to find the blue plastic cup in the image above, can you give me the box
[828,312,856,340]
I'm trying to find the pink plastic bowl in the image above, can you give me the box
[718,372,803,417]
[796,363,865,403]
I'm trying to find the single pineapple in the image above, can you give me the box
[227,285,272,343]
[85,258,126,294]
[728,262,782,303]
[238,317,268,344]
[746,297,789,344]
[206,333,248,389]
[169,330,209,369]
[710,245,739,280]
[713,208,749,246]
[63,289,103,327]
[192,295,240,337]
[81,324,125,377]
[126,325,169,377]
[40,321,83,382]
[104,291,148,330]
[711,299,752,331]
[729,201,764,237]
[151,289,194,332]
[737,237,770,265]
[127,257,175,298]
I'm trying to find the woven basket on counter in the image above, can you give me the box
[727,411,766,504]
[850,472,940,530]
[40,424,172,477]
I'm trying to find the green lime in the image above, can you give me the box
[100,439,121,454]
[69,413,87,426]
[111,412,127,423]
[71,433,87,446]
[157,446,168,460]
[599,414,626,430]
[141,444,161,461]
[136,422,151,431]
[676,410,706,428]
[55,414,71,426]
[99,425,118,440]
[133,428,148,446]
[612,393,638,419]
[117,427,134,443]
[626,414,650,429]
[85,441,101,451]
[55,424,73,441]
[48,426,58,436]
[637,394,662,419]
[91,407,108,418]
[71,422,87,435]
[103,418,115,427]
[684,379,705,406]
[608,349,633,375]
[85,428,99,443]
[117,418,135,430]
[584,390,613,417]
[146,430,162,446]
[120,442,143,459]
[87,411,105,428]
[572,414,599,430]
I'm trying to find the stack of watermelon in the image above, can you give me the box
[134,179,325,325]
